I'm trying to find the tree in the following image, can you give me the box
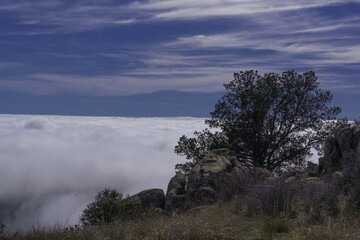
[174,129,228,173]
[80,188,123,226]
[175,70,341,173]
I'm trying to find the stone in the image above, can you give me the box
[126,189,165,210]
[170,187,218,211]
[341,149,358,180]
[187,148,233,192]
[165,173,186,211]
[335,125,353,153]
[166,173,186,195]
[319,135,341,173]
[352,126,360,150]
[137,188,165,209]
[165,149,232,211]
[306,161,319,176]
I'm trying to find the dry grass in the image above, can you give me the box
[4,177,360,240]
[2,204,360,240]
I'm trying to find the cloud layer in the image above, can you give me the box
[0,115,206,229]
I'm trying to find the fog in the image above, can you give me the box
[0,115,206,229]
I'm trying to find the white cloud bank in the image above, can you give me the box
[0,115,206,229]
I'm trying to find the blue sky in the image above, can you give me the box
[0,0,359,118]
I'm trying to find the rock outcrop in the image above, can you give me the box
[165,148,272,211]
[319,124,360,181]
[187,148,234,192]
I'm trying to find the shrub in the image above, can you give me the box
[300,180,340,223]
[80,188,124,226]
[236,177,298,217]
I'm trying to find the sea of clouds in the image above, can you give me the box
[0,115,207,229]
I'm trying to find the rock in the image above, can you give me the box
[306,161,319,176]
[186,187,218,207]
[137,188,165,209]
[320,135,341,173]
[165,149,232,211]
[341,149,358,180]
[335,125,353,153]
[170,187,218,211]
[124,189,165,210]
[353,126,360,149]
[187,148,233,192]
[166,173,186,195]
[319,124,360,184]
[165,148,276,212]
[165,173,186,211]
[357,141,360,160]
[117,189,165,220]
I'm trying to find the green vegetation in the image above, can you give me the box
[175,70,341,174]
[80,188,124,226]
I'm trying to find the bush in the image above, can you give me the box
[80,188,124,226]
[240,178,298,217]
[300,180,340,223]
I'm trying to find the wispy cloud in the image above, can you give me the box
[1,1,136,34]
[0,0,359,97]
[0,70,227,96]
[132,0,360,20]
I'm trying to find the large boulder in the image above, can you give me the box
[124,188,165,210]
[164,149,234,211]
[166,173,186,195]
[168,187,218,211]
[320,124,360,181]
[187,148,234,192]
[319,135,341,173]
[165,173,186,211]
[137,188,165,209]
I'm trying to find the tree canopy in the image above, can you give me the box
[175,70,341,173]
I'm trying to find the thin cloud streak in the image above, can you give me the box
[1,1,136,34]
[132,0,359,20]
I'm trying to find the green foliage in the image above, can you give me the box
[175,70,341,173]
[174,129,227,174]
[80,188,124,226]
